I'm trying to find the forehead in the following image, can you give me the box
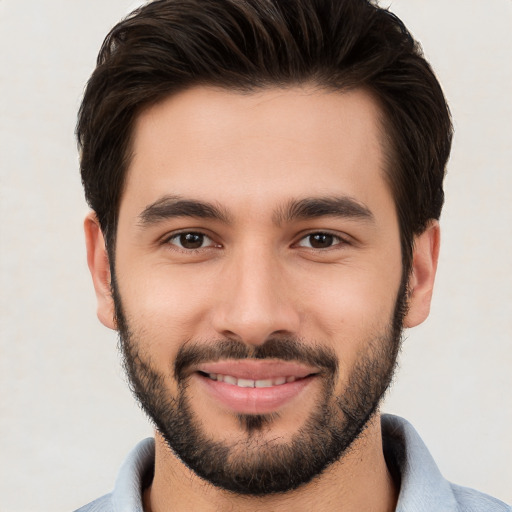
[121,85,391,220]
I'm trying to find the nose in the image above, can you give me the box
[211,244,301,346]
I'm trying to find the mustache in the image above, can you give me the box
[174,337,339,381]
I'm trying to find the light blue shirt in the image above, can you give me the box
[75,414,511,511]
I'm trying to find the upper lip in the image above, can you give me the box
[195,359,318,380]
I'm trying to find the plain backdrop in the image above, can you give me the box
[0,1,511,510]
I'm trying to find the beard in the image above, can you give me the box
[112,273,408,496]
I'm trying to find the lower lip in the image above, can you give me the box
[195,373,316,415]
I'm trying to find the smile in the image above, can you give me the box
[193,361,319,415]
[201,372,300,388]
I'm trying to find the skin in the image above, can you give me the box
[85,86,439,511]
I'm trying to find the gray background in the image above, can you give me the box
[0,0,511,510]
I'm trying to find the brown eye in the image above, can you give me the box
[169,232,212,249]
[309,233,334,248]
[297,232,342,249]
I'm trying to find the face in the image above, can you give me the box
[87,86,437,495]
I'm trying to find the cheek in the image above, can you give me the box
[295,262,402,378]
[116,263,216,359]
[296,262,401,328]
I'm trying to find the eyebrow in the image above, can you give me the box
[273,196,374,225]
[138,195,231,226]
[137,194,374,228]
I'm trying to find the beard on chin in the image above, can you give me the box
[112,273,407,496]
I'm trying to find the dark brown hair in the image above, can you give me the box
[77,0,452,269]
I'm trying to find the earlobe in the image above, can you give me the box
[403,220,440,328]
[84,212,117,330]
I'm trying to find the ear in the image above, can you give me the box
[403,220,440,328]
[84,212,117,330]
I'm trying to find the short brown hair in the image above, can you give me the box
[77,0,452,269]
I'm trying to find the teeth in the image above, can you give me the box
[255,379,273,388]
[237,378,254,388]
[207,373,299,388]
[223,375,237,385]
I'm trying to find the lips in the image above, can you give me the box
[193,359,318,414]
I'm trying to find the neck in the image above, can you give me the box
[143,413,398,512]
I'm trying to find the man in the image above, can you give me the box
[75,0,510,510]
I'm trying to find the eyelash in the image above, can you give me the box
[163,230,350,252]
[165,231,220,251]
[294,231,349,250]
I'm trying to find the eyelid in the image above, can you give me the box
[162,229,221,250]
[158,228,352,251]
[294,230,351,249]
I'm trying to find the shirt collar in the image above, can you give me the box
[382,414,458,511]
[112,437,154,512]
